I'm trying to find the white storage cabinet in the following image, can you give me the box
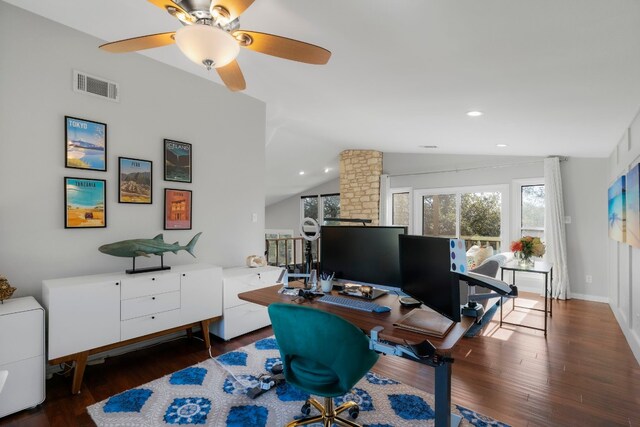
[43,264,222,394]
[210,266,283,340]
[0,297,45,418]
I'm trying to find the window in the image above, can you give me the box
[414,185,508,251]
[520,184,545,239]
[301,195,318,221]
[392,192,410,227]
[321,193,340,224]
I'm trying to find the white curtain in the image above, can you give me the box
[544,157,570,299]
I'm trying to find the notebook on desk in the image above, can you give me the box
[393,308,455,338]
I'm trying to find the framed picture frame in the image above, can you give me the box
[64,177,107,228]
[164,139,192,183]
[164,188,192,230]
[65,116,107,171]
[118,157,152,204]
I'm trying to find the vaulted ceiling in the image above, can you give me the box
[7,0,640,204]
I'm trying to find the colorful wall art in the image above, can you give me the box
[65,116,107,171]
[164,140,192,183]
[608,175,626,243]
[119,157,152,204]
[65,177,106,228]
[164,188,192,230]
[626,163,639,248]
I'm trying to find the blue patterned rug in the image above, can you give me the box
[87,337,509,427]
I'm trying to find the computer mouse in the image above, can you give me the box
[373,305,391,313]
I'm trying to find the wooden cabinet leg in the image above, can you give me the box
[186,327,193,339]
[200,319,211,349]
[72,352,89,394]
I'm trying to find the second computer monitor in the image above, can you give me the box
[320,225,407,287]
[399,234,461,322]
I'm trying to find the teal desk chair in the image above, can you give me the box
[268,303,379,427]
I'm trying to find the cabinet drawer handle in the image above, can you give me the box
[115,282,119,286]
[151,316,155,319]
[152,278,155,281]
[152,297,156,300]
[182,273,186,277]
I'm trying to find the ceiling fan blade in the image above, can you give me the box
[216,60,246,92]
[233,31,331,65]
[147,0,194,22]
[99,32,176,53]
[212,0,255,21]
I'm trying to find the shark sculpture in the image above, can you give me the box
[99,232,202,259]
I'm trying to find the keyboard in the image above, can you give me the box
[317,295,382,312]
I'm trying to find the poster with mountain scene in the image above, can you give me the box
[65,116,106,171]
[164,140,192,183]
[119,157,152,204]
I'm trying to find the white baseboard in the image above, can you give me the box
[610,304,640,364]
[569,293,610,303]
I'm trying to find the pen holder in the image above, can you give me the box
[320,279,333,293]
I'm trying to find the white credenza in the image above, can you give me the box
[0,297,45,418]
[42,264,222,394]
[210,266,283,340]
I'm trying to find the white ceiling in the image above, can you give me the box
[7,0,640,204]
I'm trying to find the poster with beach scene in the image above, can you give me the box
[164,140,192,183]
[119,157,152,204]
[164,188,192,230]
[626,163,639,248]
[608,175,626,243]
[65,177,106,228]
[65,116,107,171]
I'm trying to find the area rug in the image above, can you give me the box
[87,337,509,427]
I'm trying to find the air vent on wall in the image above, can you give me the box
[73,70,119,102]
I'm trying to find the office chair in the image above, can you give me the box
[268,303,379,427]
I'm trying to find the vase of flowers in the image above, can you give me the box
[510,236,545,267]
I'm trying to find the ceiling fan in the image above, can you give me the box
[99,0,331,92]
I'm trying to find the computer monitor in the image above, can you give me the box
[399,235,461,322]
[320,225,407,287]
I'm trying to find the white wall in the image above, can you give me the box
[0,3,266,301]
[608,110,640,362]
[383,152,609,300]
[265,178,339,231]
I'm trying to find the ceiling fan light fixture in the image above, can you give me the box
[175,25,240,70]
[166,6,194,24]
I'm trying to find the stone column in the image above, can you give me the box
[339,150,383,225]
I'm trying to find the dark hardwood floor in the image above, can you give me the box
[1,292,638,426]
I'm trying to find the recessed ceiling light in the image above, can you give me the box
[496,144,508,148]
[466,111,483,117]
[299,171,305,175]
[419,145,438,149]
[324,167,330,173]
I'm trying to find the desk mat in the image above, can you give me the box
[87,336,509,427]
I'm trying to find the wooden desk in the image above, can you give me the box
[238,285,475,427]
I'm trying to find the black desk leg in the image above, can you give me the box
[550,267,553,317]
[544,272,548,336]
[434,361,461,427]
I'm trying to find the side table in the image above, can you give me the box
[499,260,553,336]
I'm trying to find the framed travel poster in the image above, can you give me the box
[119,157,152,204]
[164,139,192,183]
[65,116,107,171]
[65,177,106,228]
[626,163,639,248]
[608,175,626,243]
[164,188,192,230]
